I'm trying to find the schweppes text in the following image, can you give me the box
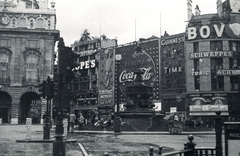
[190,51,233,59]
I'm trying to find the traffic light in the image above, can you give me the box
[38,81,46,98]
[58,38,80,84]
[64,47,80,83]
[50,81,58,98]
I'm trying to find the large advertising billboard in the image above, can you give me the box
[116,40,160,105]
[98,48,115,107]
[189,94,229,116]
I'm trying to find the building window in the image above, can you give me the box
[19,17,26,27]
[26,54,38,81]
[230,76,238,91]
[210,41,222,51]
[193,42,199,52]
[229,41,240,52]
[194,59,200,91]
[229,58,240,69]
[36,18,44,28]
[211,58,223,70]
[26,2,32,8]
[194,75,200,91]
[194,59,199,71]
[0,53,8,82]
[211,75,224,91]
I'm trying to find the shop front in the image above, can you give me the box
[188,93,232,127]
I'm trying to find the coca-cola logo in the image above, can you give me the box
[119,67,153,83]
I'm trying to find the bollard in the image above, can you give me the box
[158,146,163,155]
[149,146,154,156]
[26,118,32,140]
[63,118,68,139]
[103,152,109,156]
[184,134,196,155]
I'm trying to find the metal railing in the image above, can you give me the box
[194,147,216,156]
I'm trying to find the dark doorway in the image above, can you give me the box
[0,108,8,123]
[0,91,12,123]
[19,92,41,124]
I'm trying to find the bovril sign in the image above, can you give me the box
[187,20,240,40]
[187,24,225,40]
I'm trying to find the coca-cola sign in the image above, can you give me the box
[119,67,153,83]
[116,41,159,101]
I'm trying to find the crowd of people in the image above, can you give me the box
[64,112,114,132]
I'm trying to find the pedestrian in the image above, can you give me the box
[42,111,47,130]
[69,112,76,134]
[65,113,70,131]
[78,114,84,130]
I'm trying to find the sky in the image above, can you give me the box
[54,0,218,46]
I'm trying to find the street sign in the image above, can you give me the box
[224,122,240,156]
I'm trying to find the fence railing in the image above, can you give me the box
[194,147,216,156]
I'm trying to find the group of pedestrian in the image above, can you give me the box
[65,112,87,132]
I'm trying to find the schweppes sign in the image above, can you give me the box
[190,51,233,59]
[217,70,240,76]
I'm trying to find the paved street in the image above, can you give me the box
[0,124,220,156]
[0,124,82,156]
[75,133,216,155]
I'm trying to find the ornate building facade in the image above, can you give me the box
[185,0,240,124]
[0,0,59,124]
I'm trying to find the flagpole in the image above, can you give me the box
[135,19,136,42]
[160,12,162,38]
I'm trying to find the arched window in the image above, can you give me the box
[19,17,27,27]
[0,48,12,84]
[36,18,44,28]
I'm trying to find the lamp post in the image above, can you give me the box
[43,74,53,139]
[53,38,66,156]
[114,54,122,134]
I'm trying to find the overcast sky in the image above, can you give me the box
[54,0,217,46]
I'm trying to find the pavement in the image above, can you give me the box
[0,124,217,156]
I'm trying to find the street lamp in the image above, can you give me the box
[43,74,53,139]
[114,54,122,134]
[53,38,66,156]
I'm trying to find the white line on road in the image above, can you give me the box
[78,143,89,156]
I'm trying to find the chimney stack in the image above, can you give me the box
[187,0,193,21]
[195,5,201,16]
[217,0,223,17]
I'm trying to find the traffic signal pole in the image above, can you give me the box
[53,38,66,156]
[43,76,51,139]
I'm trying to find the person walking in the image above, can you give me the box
[78,114,84,130]
[65,113,70,131]
[69,112,76,134]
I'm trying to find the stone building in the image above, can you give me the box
[0,0,59,124]
[161,32,186,117]
[185,0,240,124]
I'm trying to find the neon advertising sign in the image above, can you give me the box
[118,44,158,99]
